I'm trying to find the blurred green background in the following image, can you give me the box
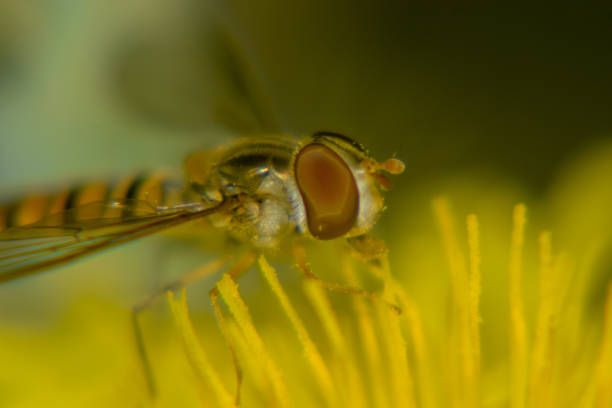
[1,2,612,406]
[2,2,612,192]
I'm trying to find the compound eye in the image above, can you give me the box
[295,143,359,240]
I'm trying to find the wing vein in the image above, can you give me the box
[0,198,235,284]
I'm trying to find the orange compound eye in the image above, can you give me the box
[294,143,359,240]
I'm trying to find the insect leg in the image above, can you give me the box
[346,234,389,262]
[292,241,401,314]
[132,256,232,397]
[209,249,258,407]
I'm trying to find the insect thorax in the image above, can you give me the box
[189,137,306,248]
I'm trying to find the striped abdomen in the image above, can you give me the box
[0,173,191,231]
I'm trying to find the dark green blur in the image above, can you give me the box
[2,3,611,193]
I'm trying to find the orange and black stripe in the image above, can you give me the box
[0,173,187,231]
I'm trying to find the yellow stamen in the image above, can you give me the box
[509,203,528,408]
[595,284,612,407]
[433,197,475,406]
[167,289,236,408]
[372,256,416,407]
[467,213,482,404]
[342,258,390,408]
[528,231,555,407]
[404,301,436,408]
[216,273,289,407]
[303,279,366,408]
[258,255,336,406]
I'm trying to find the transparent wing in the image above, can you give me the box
[0,198,234,284]
[208,29,281,134]
[115,22,280,135]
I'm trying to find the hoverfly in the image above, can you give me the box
[0,15,404,402]
[0,131,404,283]
[0,129,404,399]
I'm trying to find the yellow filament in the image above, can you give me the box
[528,231,554,407]
[372,257,416,408]
[457,254,477,407]
[258,255,336,406]
[509,203,528,408]
[167,289,236,408]
[577,283,612,408]
[303,279,366,408]
[224,319,275,404]
[595,284,612,407]
[342,259,389,408]
[432,198,462,281]
[466,213,482,403]
[404,301,436,408]
[433,197,474,406]
[216,273,289,407]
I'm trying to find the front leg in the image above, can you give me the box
[346,234,388,262]
[292,240,401,314]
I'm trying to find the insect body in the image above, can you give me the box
[0,131,404,283]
